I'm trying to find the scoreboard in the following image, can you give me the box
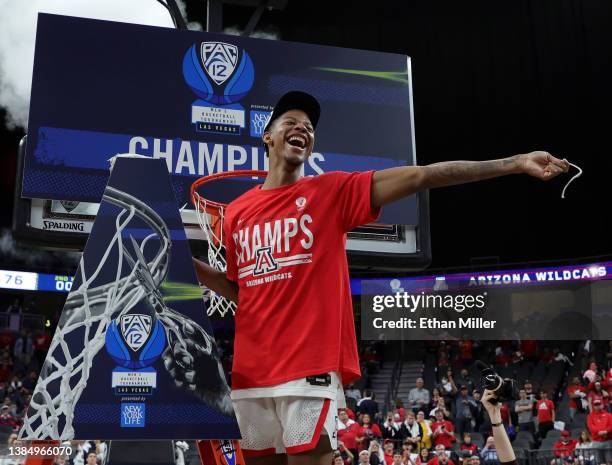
[0,269,73,293]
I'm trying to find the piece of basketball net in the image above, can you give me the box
[191,170,268,317]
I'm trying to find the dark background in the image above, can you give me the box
[1,0,610,271]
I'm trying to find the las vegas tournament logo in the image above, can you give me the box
[182,41,255,135]
[105,312,167,427]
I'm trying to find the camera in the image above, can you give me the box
[475,360,518,403]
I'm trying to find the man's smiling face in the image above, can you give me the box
[263,109,315,167]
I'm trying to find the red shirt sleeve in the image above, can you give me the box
[333,171,381,232]
[222,212,238,282]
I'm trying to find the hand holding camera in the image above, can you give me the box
[476,360,518,405]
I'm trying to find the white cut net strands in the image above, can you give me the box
[193,193,235,317]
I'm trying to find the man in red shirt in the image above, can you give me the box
[382,440,396,465]
[566,377,586,421]
[193,91,569,464]
[552,431,577,465]
[427,445,456,465]
[536,390,555,439]
[587,399,612,464]
[338,409,361,458]
[431,410,456,448]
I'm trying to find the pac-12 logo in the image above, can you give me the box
[105,313,167,370]
[182,41,255,135]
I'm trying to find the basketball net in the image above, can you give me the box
[191,170,268,317]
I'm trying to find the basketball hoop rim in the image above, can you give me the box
[191,170,269,212]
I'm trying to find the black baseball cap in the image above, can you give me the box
[264,91,321,132]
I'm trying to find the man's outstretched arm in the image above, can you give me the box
[371,151,569,208]
[192,258,239,304]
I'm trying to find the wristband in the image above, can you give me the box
[491,421,503,427]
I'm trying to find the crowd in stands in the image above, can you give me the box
[334,340,612,465]
[0,327,106,465]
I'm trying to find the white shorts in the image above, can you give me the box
[233,395,338,457]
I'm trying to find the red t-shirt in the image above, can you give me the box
[536,399,555,423]
[427,457,456,465]
[567,384,585,409]
[553,439,577,458]
[224,171,380,389]
[587,410,612,442]
[588,391,609,408]
[338,421,361,449]
[431,420,456,447]
[459,340,473,360]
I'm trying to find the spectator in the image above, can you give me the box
[338,441,355,464]
[33,331,51,368]
[383,440,396,465]
[22,371,37,391]
[368,440,385,465]
[458,339,474,366]
[94,440,107,464]
[357,413,382,451]
[587,381,609,412]
[480,436,499,465]
[383,412,402,440]
[431,410,456,448]
[0,364,10,383]
[438,371,457,404]
[521,339,538,362]
[606,342,612,370]
[396,399,407,422]
[455,369,475,394]
[574,430,596,465]
[515,388,535,435]
[408,379,430,413]
[536,390,555,439]
[416,410,433,449]
[583,362,598,385]
[401,445,414,465]
[85,452,98,465]
[471,391,486,433]
[454,385,477,435]
[357,449,370,464]
[581,342,595,370]
[415,448,431,465]
[338,409,361,458]
[346,384,362,404]
[357,390,379,419]
[469,456,481,465]
[586,399,612,464]
[429,397,451,420]
[399,411,423,449]
[392,451,403,465]
[551,431,577,465]
[523,381,536,403]
[333,450,347,465]
[427,445,455,465]
[0,405,17,430]
[459,433,479,464]
[567,377,587,420]
[438,343,450,375]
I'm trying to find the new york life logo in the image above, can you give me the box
[182,41,255,135]
[121,403,145,428]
